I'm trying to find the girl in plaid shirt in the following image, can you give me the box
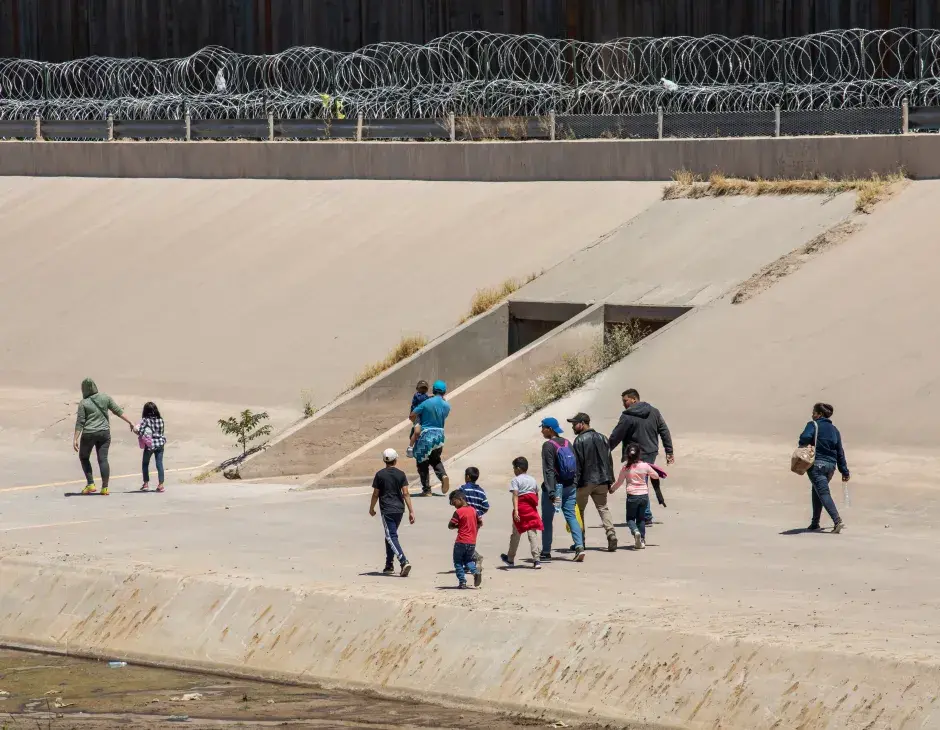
[136,402,167,492]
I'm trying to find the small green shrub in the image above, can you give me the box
[218,409,272,457]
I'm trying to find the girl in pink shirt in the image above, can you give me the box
[610,444,664,550]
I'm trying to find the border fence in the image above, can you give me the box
[1,30,940,140]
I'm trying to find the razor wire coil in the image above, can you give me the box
[1,29,939,120]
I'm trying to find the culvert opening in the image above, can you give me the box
[508,301,589,355]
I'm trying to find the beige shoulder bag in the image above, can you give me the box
[790,420,818,475]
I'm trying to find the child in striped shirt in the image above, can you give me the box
[460,467,490,577]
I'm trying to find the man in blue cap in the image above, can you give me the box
[409,379,452,496]
[539,416,585,562]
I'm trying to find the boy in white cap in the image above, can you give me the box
[369,448,415,576]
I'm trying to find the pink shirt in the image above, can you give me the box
[613,461,659,495]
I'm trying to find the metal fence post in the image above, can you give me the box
[184,110,191,142]
[268,111,274,141]
[657,107,663,140]
[448,112,456,142]
[34,115,41,141]
[902,98,910,134]
[774,105,781,137]
[549,109,556,141]
[106,114,114,141]
[356,112,363,142]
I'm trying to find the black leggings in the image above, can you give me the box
[417,447,446,491]
[79,431,111,485]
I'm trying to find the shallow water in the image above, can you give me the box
[0,648,621,729]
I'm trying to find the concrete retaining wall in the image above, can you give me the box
[1,556,936,729]
[241,303,510,479]
[1,135,938,181]
[316,302,606,487]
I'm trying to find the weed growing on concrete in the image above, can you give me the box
[456,115,531,140]
[461,274,538,323]
[300,389,317,418]
[218,409,272,457]
[663,170,906,213]
[523,323,641,414]
[351,334,428,388]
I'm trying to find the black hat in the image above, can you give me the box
[567,412,591,425]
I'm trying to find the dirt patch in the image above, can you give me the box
[731,220,863,305]
[0,649,621,729]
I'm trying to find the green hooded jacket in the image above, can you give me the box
[75,378,124,434]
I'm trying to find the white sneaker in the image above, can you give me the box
[640,538,646,549]
[634,532,643,550]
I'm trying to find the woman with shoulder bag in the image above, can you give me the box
[797,402,850,534]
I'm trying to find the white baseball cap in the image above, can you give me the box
[383,448,398,463]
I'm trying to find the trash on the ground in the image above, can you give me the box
[170,692,203,702]
[167,715,190,722]
[550,723,571,729]
[267,699,275,704]
[44,689,61,695]
[53,697,73,708]
[108,661,128,668]
[0,689,9,697]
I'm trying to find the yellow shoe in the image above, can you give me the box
[81,484,97,494]
[100,487,109,496]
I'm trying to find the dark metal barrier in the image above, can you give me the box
[191,118,269,140]
[275,119,358,140]
[364,119,448,140]
[0,107,932,143]
[780,108,902,136]
[909,107,940,132]
[0,119,35,139]
[41,120,110,140]
[114,120,187,140]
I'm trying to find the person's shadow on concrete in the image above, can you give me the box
[779,527,828,535]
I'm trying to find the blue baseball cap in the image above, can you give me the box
[540,417,563,434]
[432,380,447,394]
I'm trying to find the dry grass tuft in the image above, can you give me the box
[523,323,645,414]
[351,334,428,388]
[663,169,906,213]
[461,274,537,323]
[456,116,532,141]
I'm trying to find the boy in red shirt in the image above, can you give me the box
[448,490,482,589]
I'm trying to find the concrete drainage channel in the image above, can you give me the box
[239,299,690,487]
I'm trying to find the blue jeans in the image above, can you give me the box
[453,543,477,584]
[541,485,583,553]
[808,462,841,526]
[382,511,407,568]
[626,493,649,539]
[142,447,165,484]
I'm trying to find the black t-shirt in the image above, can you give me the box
[372,467,408,514]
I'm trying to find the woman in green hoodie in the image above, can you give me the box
[73,378,136,495]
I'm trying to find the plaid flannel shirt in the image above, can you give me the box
[139,416,167,449]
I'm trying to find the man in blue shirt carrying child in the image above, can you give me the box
[408,380,452,496]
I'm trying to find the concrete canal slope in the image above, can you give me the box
[0,177,659,489]
[244,192,857,482]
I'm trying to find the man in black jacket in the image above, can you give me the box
[569,413,618,552]
[608,389,674,525]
